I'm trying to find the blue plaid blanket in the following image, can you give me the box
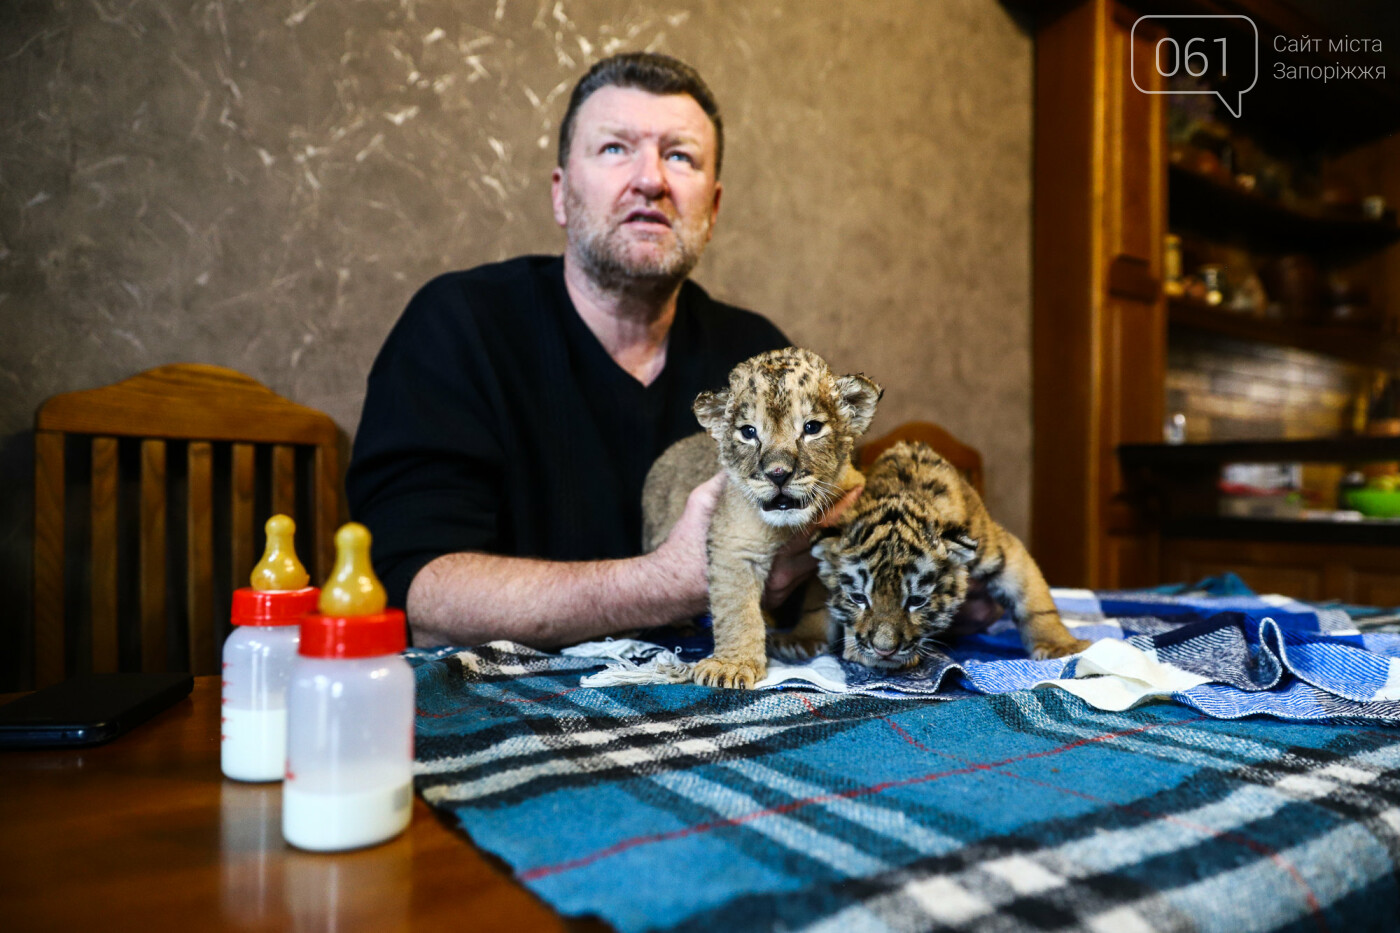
[563,577,1400,723]
[411,580,1400,932]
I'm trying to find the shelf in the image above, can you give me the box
[1169,165,1400,256]
[1158,517,1400,547]
[1119,440,1400,546]
[1119,436,1400,467]
[1168,299,1400,371]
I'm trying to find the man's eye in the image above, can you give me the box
[849,592,869,608]
[803,420,823,436]
[666,151,695,165]
[739,425,758,440]
[601,143,625,154]
[905,595,928,611]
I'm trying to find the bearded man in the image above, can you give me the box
[347,53,843,648]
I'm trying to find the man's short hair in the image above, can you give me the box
[557,52,724,176]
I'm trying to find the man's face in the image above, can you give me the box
[551,86,722,289]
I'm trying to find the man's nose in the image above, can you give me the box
[631,146,667,198]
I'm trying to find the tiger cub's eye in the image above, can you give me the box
[739,425,758,440]
[803,420,823,435]
[849,592,869,608]
[905,595,928,611]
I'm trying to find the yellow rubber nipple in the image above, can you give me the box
[250,514,310,591]
[318,522,387,616]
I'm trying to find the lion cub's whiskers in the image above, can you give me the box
[807,477,842,510]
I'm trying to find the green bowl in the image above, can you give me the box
[1345,488,1400,518]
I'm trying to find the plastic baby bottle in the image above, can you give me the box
[221,515,318,782]
[282,522,414,852]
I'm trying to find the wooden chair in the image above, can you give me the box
[33,364,341,687]
[857,421,985,497]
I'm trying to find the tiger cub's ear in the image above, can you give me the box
[811,525,842,565]
[693,389,730,439]
[941,529,979,565]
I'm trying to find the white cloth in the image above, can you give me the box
[565,635,1218,713]
[565,639,854,691]
[1037,638,1210,711]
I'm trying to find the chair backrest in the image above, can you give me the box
[33,364,341,687]
[856,421,986,497]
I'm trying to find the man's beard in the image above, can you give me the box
[564,185,709,294]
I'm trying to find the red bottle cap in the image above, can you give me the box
[298,610,407,659]
[231,587,320,627]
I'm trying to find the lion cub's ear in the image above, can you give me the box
[834,374,883,436]
[693,389,730,439]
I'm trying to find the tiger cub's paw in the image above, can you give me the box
[692,656,766,690]
[1029,635,1092,660]
[767,630,829,662]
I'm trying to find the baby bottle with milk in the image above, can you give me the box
[221,515,318,782]
[282,522,414,852]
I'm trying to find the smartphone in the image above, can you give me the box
[0,672,194,748]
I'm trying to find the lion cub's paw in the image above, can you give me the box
[692,657,766,690]
[1029,636,1092,660]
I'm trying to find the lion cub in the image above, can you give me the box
[814,441,1090,668]
[642,347,882,689]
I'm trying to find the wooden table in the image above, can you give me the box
[0,677,584,931]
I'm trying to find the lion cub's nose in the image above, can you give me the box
[765,465,793,487]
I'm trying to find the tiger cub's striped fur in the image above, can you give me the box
[813,441,1089,668]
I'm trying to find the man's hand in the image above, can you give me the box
[409,472,727,648]
[648,474,863,613]
[948,580,1005,635]
[762,484,864,608]
[650,472,726,610]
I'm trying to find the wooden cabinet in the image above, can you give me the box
[1030,0,1400,598]
[1031,0,1165,588]
[1162,539,1400,605]
[1117,436,1400,603]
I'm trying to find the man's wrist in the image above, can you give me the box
[631,546,708,623]
[404,547,709,647]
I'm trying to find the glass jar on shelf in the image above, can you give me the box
[1163,235,1184,297]
[1199,265,1225,307]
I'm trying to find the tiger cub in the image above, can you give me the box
[813,441,1090,668]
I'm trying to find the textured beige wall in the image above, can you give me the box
[0,0,1032,687]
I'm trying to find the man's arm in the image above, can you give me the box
[407,475,721,647]
[406,477,864,648]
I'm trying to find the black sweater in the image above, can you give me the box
[346,256,789,610]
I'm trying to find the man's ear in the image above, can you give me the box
[550,167,567,228]
[704,181,722,244]
[693,389,729,437]
[834,374,883,436]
